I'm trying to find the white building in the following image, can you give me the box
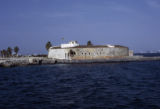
[48,41,131,60]
[61,41,79,48]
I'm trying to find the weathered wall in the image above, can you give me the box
[48,48,70,59]
[70,47,129,60]
[129,50,134,56]
[48,47,129,60]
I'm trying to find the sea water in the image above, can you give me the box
[0,61,160,109]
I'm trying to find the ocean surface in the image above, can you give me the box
[135,53,160,57]
[0,61,160,109]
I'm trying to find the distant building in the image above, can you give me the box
[48,41,133,60]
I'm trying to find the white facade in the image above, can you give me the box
[48,48,71,60]
[48,41,80,60]
[48,41,131,60]
[129,50,134,56]
[61,41,79,48]
[106,44,115,48]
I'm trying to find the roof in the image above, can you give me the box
[50,45,128,49]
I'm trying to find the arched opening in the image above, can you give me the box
[69,50,76,57]
[39,60,42,65]
[55,60,57,64]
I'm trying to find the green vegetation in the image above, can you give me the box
[7,47,12,57]
[0,50,7,57]
[0,46,20,58]
[87,40,93,46]
[45,41,52,51]
[14,46,19,56]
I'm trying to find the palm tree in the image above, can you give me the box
[87,40,93,46]
[0,50,2,57]
[14,46,19,56]
[1,50,4,57]
[45,41,52,51]
[7,47,12,57]
[1,49,7,57]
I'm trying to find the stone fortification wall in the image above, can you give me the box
[48,48,70,60]
[48,46,129,60]
[70,47,129,60]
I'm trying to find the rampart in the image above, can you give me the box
[48,45,129,60]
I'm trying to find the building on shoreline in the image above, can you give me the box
[48,41,133,60]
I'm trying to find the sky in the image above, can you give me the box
[0,0,160,54]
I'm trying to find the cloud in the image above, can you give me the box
[147,0,160,8]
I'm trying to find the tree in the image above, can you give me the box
[7,47,12,57]
[0,50,2,57]
[1,50,4,57]
[1,49,7,57]
[14,46,19,56]
[87,40,93,46]
[45,41,52,51]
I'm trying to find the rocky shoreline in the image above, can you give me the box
[1,56,160,67]
[0,57,56,67]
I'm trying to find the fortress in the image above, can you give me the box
[48,41,133,60]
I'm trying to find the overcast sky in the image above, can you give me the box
[0,0,160,54]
